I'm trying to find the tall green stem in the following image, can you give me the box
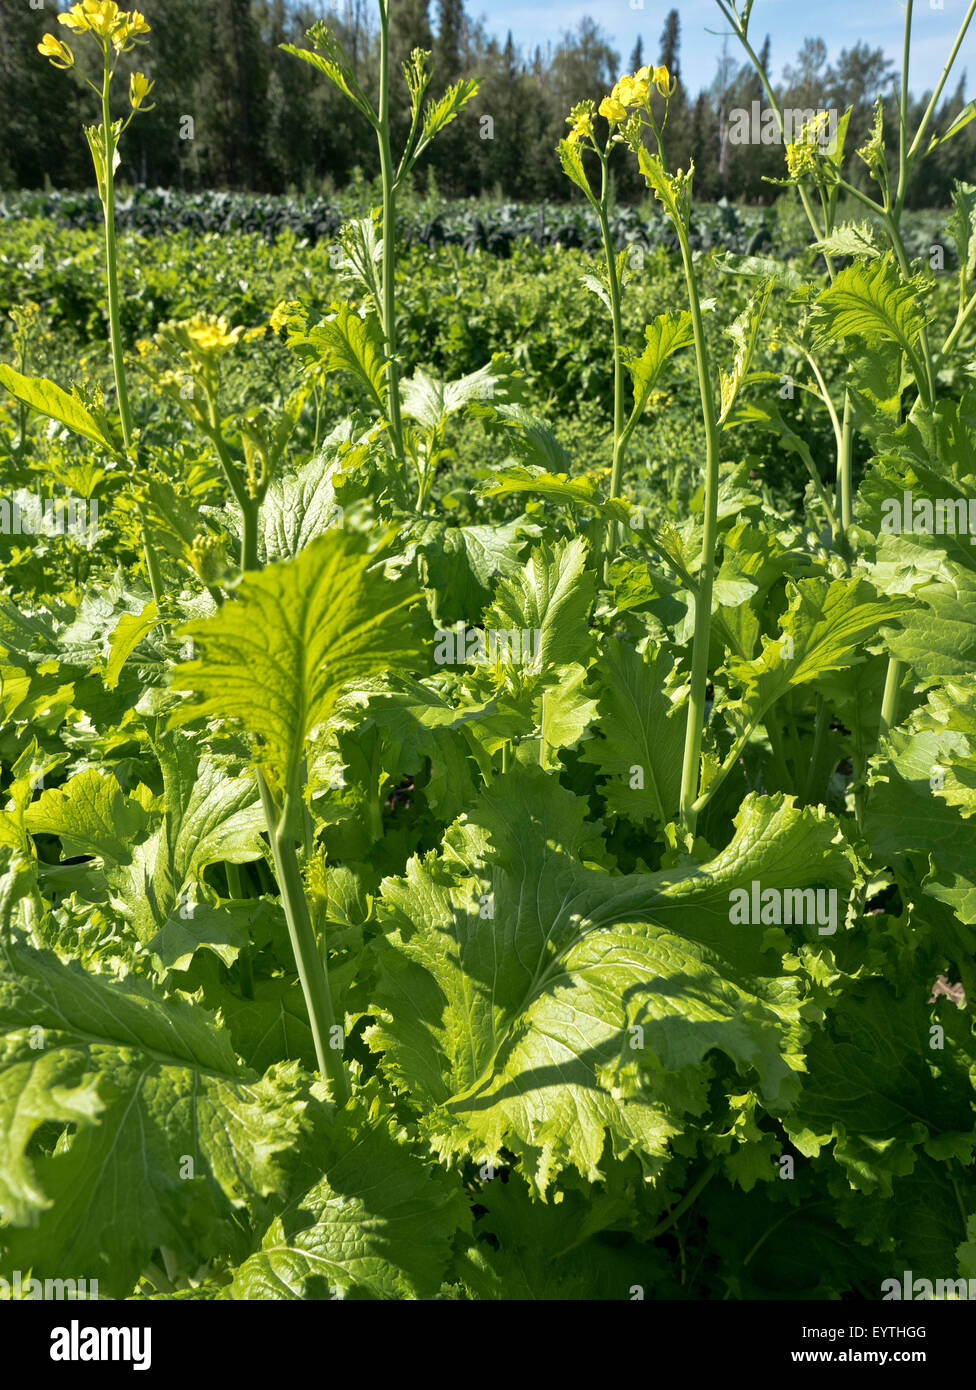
[257,771,349,1103]
[879,658,904,738]
[208,411,259,573]
[895,0,914,217]
[598,155,627,569]
[377,4,405,467]
[99,57,166,619]
[907,0,976,160]
[839,394,853,535]
[676,220,721,834]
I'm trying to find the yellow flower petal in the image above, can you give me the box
[57,5,90,33]
[129,71,155,110]
[38,33,74,67]
[599,96,628,123]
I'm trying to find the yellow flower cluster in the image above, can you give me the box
[566,111,595,147]
[785,111,833,178]
[183,316,245,356]
[269,301,296,334]
[40,2,150,68]
[599,64,671,124]
[785,141,818,179]
[57,1,149,48]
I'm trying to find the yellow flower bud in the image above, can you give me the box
[129,71,155,111]
[599,96,628,124]
[38,33,74,68]
[652,65,671,97]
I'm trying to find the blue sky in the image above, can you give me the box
[469,0,975,97]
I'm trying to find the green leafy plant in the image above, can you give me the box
[0,0,973,1304]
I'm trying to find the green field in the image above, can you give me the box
[1,0,975,1313]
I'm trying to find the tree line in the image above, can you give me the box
[1,0,971,205]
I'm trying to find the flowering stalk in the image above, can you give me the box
[672,204,720,835]
[596,154,626,572]
[574,65,719,832]
[283,6,477,483]
[377,0,406,468]
[40,3,165,618]
[560,68,672,577]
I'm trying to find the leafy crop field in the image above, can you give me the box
[1,0,974,1306]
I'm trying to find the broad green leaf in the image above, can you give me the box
[333,213,383,307]
[477,463,630,520]
[864,726,976,924]
[299,304,388,412]
[172,532,426,789]
[484,537,596,677]
[0,934,309,1296]
[458,1175,672,1300]
[638,149,690,226]
[622,311,694,417]
[581,638,685,826]
[470,403,571,473]
[218,975,317,1075]
[724,578,913,739]
[785,979,975,1193]
[333,677,494,820]
[146,898,261,974]
[580,272,611,313]
[0,1049,104,1226]
[0,365,118,452]
[884,569,976,680]
[811,259,926,382]
[368,770,853,1192]
[719,283,772,424]
[810,222,881,260]
[949,181,976,290]
[25,770,148,866]
[557,139,597,207]
[413,517,530,626]
[259,452,344,564]
[537,664,598,769]
[230,1090,467,1299]
[108,742,267,944]
[104,601,159,689]
[401,358,518,431]
[421,78,479,145]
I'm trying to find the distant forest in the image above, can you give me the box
[1,0,972,204]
